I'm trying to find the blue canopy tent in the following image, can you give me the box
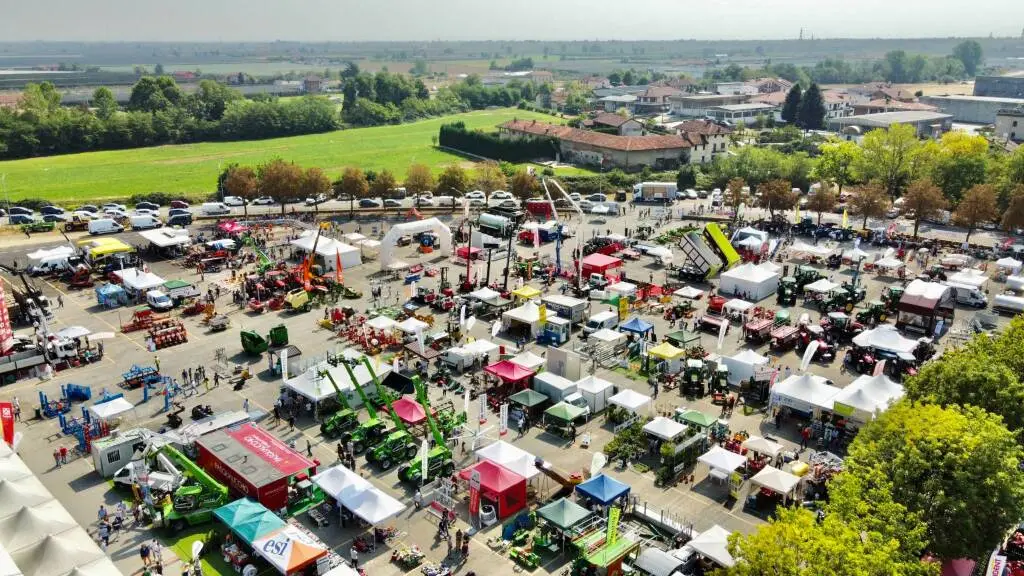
[575,473,630,506]
[618,317,654,336]
[214,498,286,543]
[95,283,127,309]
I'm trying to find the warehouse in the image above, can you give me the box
[920,95,1024,124]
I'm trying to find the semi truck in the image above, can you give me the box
[632,182,678,204]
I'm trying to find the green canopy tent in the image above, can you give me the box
[544,402,588,436]
[509,389,550,418]
[675,408,726,440]
[664,330,701,348]
[536,498,593,533]
[214,498,287,543]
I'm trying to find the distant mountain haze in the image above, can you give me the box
[2,0,1023,41]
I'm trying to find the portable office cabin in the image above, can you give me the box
[533,371,577,403]
[92,428,151,477]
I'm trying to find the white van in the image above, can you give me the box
[28,257,71,276]
[130,214,162,230]
[146,290,174,311]
[433,196,462,208]
[200,202,230,216]
[943,282,988,308]
[583,310,619,336]
[88,218,124,235]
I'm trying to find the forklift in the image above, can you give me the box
[365,366,418,470]
[341,358,390,453]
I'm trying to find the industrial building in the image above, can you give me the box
[828,111,953,141]
[974,75,1024,99]
[921,94,1024,124]
[995,108,1024,143]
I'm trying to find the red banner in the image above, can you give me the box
[0,281,13,355]
[468,486,480,515]
[0,402,14,447]
[224,423,314,476]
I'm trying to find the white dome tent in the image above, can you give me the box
[379,218,453,270]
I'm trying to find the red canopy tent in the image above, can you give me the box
[456,246,482,260]
[485,360,536,387]
[459,460,528,518]
[581,253,623,279]
[391,395,434,426]
[217,220,248,234]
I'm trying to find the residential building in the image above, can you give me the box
[669,93,750,118]
[584,113,645,136]
[751,89,851,121]
[920,94,1024,124]
[705,103,778,125]
[0,92,20,109]
[995,108,1024,143]
[828,111,954,142]
[715,82,759,96]
[752,78,794,94]
[846,83,916,104]
[674,119,732,159]
[852,99,937,116]
[303,76,323,93]
[499,119,711,169]
[634,86,684,114]
[598,94,637,113]
[974,75,1024,99]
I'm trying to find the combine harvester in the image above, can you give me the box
[678,223,741,281]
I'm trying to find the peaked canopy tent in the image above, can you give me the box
[9,528,113,576]
[947,268,989,290]
[509,351,545,371]
[575,473,630,506]
[851,325,920,355]
[790,242,835,258]
[138,228,193,249]
[545,402,588,424]
[724,298,755,319]
[589,328,627,346]
[648,342,686,360]
[643,416,686,441]
[475,441,540,480]
[252,525,328,575]
[115,269,166,295]
[485,360,536,387]
[312,465,373,504]
[536,498,594,533]
[687,525,736,568]
[503,301,546,337]
[469,287,502,303]
[459,460,528,518]
[396,317,430,334]
[719,262,780,301]
[214,498,287,543]
[673,286,704,300]
[380,218,452,270]
[366,316,398,331]
[87,397,135,421]
[698,446,747,476]
[511,285,542,301]
[803,278,839,294]
[391,395,431,426]
[283,359,393,405]
[831,373,905,424]
[580,253,623,278]
[749,466,802,501]
[676,409,719,434]
[619,317,654,336]
[741,436,784,460]
[720,349,769,386]
[95,282,127,308]
[996,257,1023,273]
[312,464,405,525]
[609,389,651,413]
[509,389,550,416]
[575,375,614,414]
[290,231,363,272]
[770,373,841,416]
[874,256,905,274]
[0,499,79,553]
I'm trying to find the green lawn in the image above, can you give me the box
[0,108,587,203]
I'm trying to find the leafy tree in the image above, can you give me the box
[953,183,999,243]
[724,177,748,221]
[826,467,931,559]
[676,165,697,190]
[781,84,801,124]
[127,76,184,113]
[903,179,948,238]
[849,183,890,228]
[510,170,539,201]
[474,161,507,201]
[91,87,118,120]
[796,83,826,130]
[404,163,435,205]
[188,79,242,121]
[858,124,920,199]
[154,63,165,75]
[335,166,369,216]
[953,40,984,76]
[222,165,258,218]
[436,164,470,203]
[930,132,989,203]
[845,402,1024,561]
[1002,185,1024,232]
[299,167,331,214]
[370,168,397,199]
[257,159,304,216]
[815,140,862,195]
[805,186,836,224]
[19,82,62,118]
[757,179,797,218]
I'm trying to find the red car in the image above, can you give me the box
[170,200,190,209]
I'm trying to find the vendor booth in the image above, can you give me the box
[574,473,630,508]
[575,375,614,414]
[485,360,536,397]
[509,389,549,420]
[770,373,841,419]
[749,466,802,504]
[475,441,540,480]
[803,278,839,296]
[503,301,546,338]
[283,358,393,411]
[95,283,127,308]
[138,228,192,254]
[581,253,623,280]
[312,464,405,536]
[719,349,769,386]
[687,525,736,568]
[719,263,780,301]
[87,398,134,422]
[509,351,545,371]
[740,436,784,463]
[607,282,637,300]
[619,317,654,337]
[851,325,921,356]
[723,299,755,322]
[458,460,527,519]
[511,285,542,302]
[697,446,747,487]
[673,286,704,300]
[469,286,502,303]
[874,256,906,276]
[643,417,686,442]
[831,373,905,424]
[544,402,588,431]
[534,371,577,403]
[897,279,954,334]
[536,497,594,540]
[609,389,651,415]
[290,231,363,272]
[114,268,166,297]
[252,524,329,575]
[648,341,687,373]
[213,498,288,571]
[675,409,721,440]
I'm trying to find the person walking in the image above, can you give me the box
[11,396,19,421]
[337,442,344,462]
[306,440,313,458]
[153,355,160,372]
[60,445,68,465]
[53,449,62,468]
[243,398,250,413]
[151,538,162,565]
[288,414,296,430]
[800,426,811,450]
[349,546,358,569]
[140,541,152,567]
[57,294,63,308]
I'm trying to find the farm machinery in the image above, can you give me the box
[398,376,455,485]
[240,324,289,355]
[121,306,167,332]
[318,369,361,440]
[365,371,418,471]
[340,358,390,453]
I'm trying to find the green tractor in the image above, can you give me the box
[339,358,390,453]
[240,324,289,355]
[777,276,798,306]
[881,286,905,313]
[855,300,889,326]
[364,363,418,470]
[840,281,867,305]
[794,266,824,293]
[398,376,455,485]
[318,369,360,439]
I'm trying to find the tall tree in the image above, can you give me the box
[370,168,397,199]
[953,183,999,243]
[849,183,890,228]
[257,159,304,216]
[676,165,697,190]
[1002,185,1024,232]
[475,161,507,201]
[19,81,62,117]
[437,164,469,212]
[299,167,331,214]
[222,165,258,219]
[510,170,539,201]
[724,177,748,221]
[796,83,826,129]
[858,124,920,199]
[930,132,989,203]
[757,179,797,218]
[404,163,435,208]
[902,179,948,238]
[335,166,369,218]
[806,186,836,224]
[845,402,1024,561]
[953,40,984,76]
[781,84,802,125]
[91,87,118,120]
[815,140,862,195]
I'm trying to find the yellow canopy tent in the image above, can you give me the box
[511,285,542,301]
[648,342,686,360]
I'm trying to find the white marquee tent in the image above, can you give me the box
[509,351,546,371]
[947,268,988,290]
[475,441,540,480]
[687,525,736,568]
[790,242,834,258]
[115,269,166,294]
[138,228,192,249]
[313,464,405,525]
[741,436,784,459]
[643,417,686,441]
[673,286,704,299]
[851,325,920,355]
[290,231,362,271]
[697,446,747,475]
[609,389,651,413]
[469,287,501,303]
[720,349,769,385]
[749,466,801,501]
[503,301,544,337]
[87,398,134,421]
[719,263,780,301]
[770,373,841,414]
[996,257,1023,273]
[283,358,393,404]
[575,375,614,413]
[831,373,905,423]
[803,278,839,294]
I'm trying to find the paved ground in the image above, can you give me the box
[0,197,1010,576]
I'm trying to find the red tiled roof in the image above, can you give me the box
[0,92,21,108]
[752,92,788,106]
[592,112,633,128]
[501,120,692,152]
[675,119,732,136]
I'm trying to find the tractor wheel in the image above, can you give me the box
[442,462,454,477]
[354,441,364,453]
[845,302,854,313]
[406,445,417,459]
[171,519,186,533]
[380,458,392,470]
[879,313,887,322]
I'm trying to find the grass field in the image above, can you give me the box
[0,108,586,203]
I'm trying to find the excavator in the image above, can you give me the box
[318,369,361,439]
[364,362,418,471]
[398,375,455,485]
[340,358,389,453]
[152,444,230,532]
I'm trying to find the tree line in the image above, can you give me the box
[0,77,339,160]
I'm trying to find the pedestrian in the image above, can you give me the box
[181,369,188,385]
[306,440,313,457]
[350,546,358,569]
[98,504,108,523]
[11,396,18,420]
[414,489,423,509]
[140,541,152,567]
[53,449,62,468]
[243,398,250,413]
[337,442,344,462]
[570,423,577,441]
[446,530,453,554]
[214,372,221,387]
[800,426,811,450]
[153,355,160,372]
[60,445,68,464]
[57,294,63,308]
[98,522,110,550]
[288,414,296,430]
[151,538,162,564]
[203,377,211,393]
[272,403,280,423]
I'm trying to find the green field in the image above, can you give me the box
[0,108,585,203]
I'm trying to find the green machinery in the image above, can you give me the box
[856,300,889,325]
[399,376,455,485]
[244,235,274,274]
[777,276,798,306]
[241,324,289,355]
[155,445,230,532]
[318,369,360,439]
[794,266,824,292]
[340,358,389,453]
[365,364,418,471]
[881,286,905,312]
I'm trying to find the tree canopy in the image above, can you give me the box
[858,124,919,199]
[902,179,948,238]
[815,140,862,195]
[849,183,890,227]
[952,183,999,241]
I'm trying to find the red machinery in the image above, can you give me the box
[121,308,167,332]
[743,318,773,343]
[706,295,727,316]
[769,325,801,351]
[148,318,188,349]
[67,268,94,289]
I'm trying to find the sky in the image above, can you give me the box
[3,0,1024,42]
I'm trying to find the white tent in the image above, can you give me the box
[609,389,651,413]
[365,316,398,331]
[10,528,110,576]
[291,231,362,271]
[138,228,192,248]
[687,525,736,568]
[874,257,905,271]
[607,282,637,298]
[737,236,763,249]
[359,239,381,259]
[475,441,540,479]
[66,558,122,576]
[116,269,166,293]
[470,287,501,302]
[719,263,780,301]
[731,227,768,248]
[503,302,543,336]
[947,268,988,290]
[646,246,674,263]
[284,359,393,404]
[0,477,51,518]
[396,317,429,334]
[697,446,747,474]
[380,218,452,270]
[847,247,873,262]
[343,232,368,245]
[724,299,755,317]
[0,500,79,552]
[720,349,769,385]
[771,373,841,414]
[790,242,834,258]
[749,466,801,499]
[345,486,406,525]
[740,436,784,459]
[941,254,971,268]
[27,246,74,261]
[803,278,839,294]
[851,325,920,355]
[313,465,373,504]
[87,398,134,420]
[589,328,627,345]
[832,374,905,423]
[509,351,546,371]
[533,372,576,401]
[643,417,686,441]
[996,257,1023,273]
[673,286,704,299]
[54,326,90,339]
[0,455,32,482]
[575,376,614,413]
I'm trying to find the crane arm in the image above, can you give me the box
[159,445,228,498]
[361,356,409,434]
[319,369,352,411]
[412,375,445,446]
[340,359,377,420]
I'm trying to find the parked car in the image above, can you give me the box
[135,201,160,211]
[684,189,699,200]
[40,205,65,215]
[697,190,709,199]
[252,196,275,205]
[468,198,486,207]
[167,214,193,227]
[104,209,129,219]
[101,203,127,212]
[336,193,354,201]
[8,206,33,216]
[585,193,607,202]
[42,214,68,223]
[223,196,246,207]
[170,200,190,209]
[133,208,158,216]
[168,208,191,218]
[383,199,402,208]
[569,193,582,202]
[493,200,519,210]
[415,196,435,206]
[491,191,513,201]
[305,194,328,206]
[359,198,382,208]
[465,190,486,200]
[9,214,36,225]
[76,205,99,213]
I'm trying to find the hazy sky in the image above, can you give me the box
[3,0,1024,42]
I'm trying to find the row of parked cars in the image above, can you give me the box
[5,201,195,229]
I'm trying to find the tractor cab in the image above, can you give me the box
[855,300,888,326]
[794,266,824,292]
[822,312,864,342]
[881,286,905,312]
[844,346,877,375]
[412,286,436,306]
[682,359,706,397]
[841,281,867,304]
[777,277,798,306]
[711,364,729,394]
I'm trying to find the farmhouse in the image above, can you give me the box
[500,119,711,169]
[672,120,732,159]
[583,113,645,136]
[634,86,684,114]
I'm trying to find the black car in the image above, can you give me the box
[40,205,65,215]
[8,206,33,216]
[76,205,99,213]
[167,214,192,227]
[9,214,36,225]
[42,214,67,223]
[359,198,382,208]
[136,201,160,211]
[168,208,191,217]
